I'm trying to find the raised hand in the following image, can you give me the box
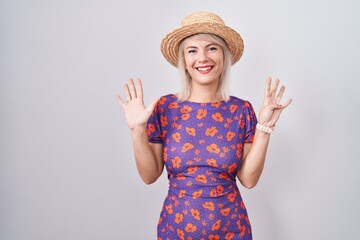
[116,78,158,131]
[258,76,292,127]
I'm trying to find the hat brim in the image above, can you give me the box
[161,23,244,67]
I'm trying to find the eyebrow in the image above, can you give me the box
[185,43,219,49]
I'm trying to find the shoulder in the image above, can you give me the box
[228,96,253,108]
[156,93,179,109]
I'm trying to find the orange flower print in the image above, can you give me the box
[236,143,243,158]
[180,105,192,114]
[187,166,198,174]
[195,174,207,184]
[172,132,181,142]
[240,119,245,129]
[202,201,215,211]
[176,174,186,180]
[191,208,200,220]
[147,123,155,133]
[181,142,194,152]
[241,200,246,210]
[210,185,224,197]
[163,147,168,162]
[240,225,246,237]
[211,101,222,108]
[181,113,190,120]
[172,156,181,168]
[185,127,196,136]
[177,229,185,240]
[158,96,167,105]
[209,188,217,197]
[192,190,203,199]
[219,172,230,181]
[165,204,173,214]
[175,213,183,224]
[226,131,236,141]
[208,234,220,240]
[227,191,237,203]
[168,102,179,109]
[212,112,224,122]
[206,158,218,168]
[211,220,221,231]
[246,216,250,225]
[206,144,220,154]
[229,104,238,113]
[220,208,230,217]
[205,126,218,137]
[196,109,207,119]
[160,116,168,126]
[209,185,223,197]
[184,223,197,233]
[179,189,186,198]
[227,162,237,173]
[225,232,235,240]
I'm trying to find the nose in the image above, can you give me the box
[197,50,208,63]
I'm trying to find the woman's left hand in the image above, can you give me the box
[258,76,292,127]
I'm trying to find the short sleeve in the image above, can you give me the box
[146,102,163,143]
[244,101,258,143]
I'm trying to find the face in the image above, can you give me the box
[182,36,224,88]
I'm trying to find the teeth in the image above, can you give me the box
[197,67,211,71]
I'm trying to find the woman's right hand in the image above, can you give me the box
[116,78,158,131]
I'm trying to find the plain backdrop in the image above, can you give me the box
[1,0,360,239]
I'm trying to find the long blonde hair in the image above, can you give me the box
[177,33,232,102]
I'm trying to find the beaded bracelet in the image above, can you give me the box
[256,123,275,134]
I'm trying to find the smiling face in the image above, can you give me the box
[182,36,224,89]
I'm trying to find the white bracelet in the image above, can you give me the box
[256,123,275,134]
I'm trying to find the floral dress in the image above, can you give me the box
[147,94,257,240]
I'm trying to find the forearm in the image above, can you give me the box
[238,130,270,188]
[131,125,163,184]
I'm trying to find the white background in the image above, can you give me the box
[1,0,359,239]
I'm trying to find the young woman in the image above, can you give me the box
[117,12,292,240]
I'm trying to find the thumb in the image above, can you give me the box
[146,98,159,114]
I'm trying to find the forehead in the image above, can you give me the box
[183,35,219,47]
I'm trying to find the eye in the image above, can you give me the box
[208,46,218,52]
[187,49,197,54]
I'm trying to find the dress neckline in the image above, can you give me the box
[170,94,231,105]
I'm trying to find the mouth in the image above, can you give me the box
[196,66,213,74]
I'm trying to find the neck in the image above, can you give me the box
[187,83,221,103]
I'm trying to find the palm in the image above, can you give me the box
[258,77,292,126]
[116,79,158,130]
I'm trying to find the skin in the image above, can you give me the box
[116,36,292,187]
[183,37,224,102]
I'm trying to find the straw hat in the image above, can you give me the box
[161,12,244,67]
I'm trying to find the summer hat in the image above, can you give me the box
[161,12,244,67]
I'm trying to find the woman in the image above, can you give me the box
[117,12,291,240]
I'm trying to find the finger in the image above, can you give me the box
[128,78,137,99]
[123,83,132,102]
[280,98,293,109]
[265,76,272,98]
[136,78,144,101]
[270,79,280,98]
[275,85,286,104]
[146,98,159,114]
[274,98,292,111]
[116,95,126,109]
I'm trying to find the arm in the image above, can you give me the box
[237,77,292,189]
[117,78,164,184]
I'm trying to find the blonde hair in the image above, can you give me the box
[177,33,232,102]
